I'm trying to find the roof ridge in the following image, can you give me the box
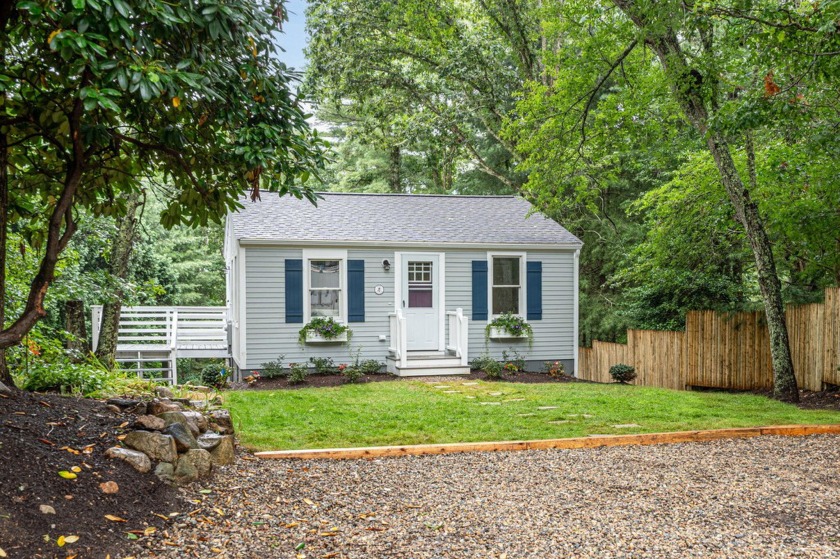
[314,192,518,199]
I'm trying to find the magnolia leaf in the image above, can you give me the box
[64,536,79,544]
[58,471,77,480]
[105,514,127,522]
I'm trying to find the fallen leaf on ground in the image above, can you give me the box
[144,527,156,536]
[39,504,56,514]
[57,535,79,546]
[105,515,127,522]
[58,471,77,480]
[0,546,7,557]
[70,466,82,473]
[38,438,56,446]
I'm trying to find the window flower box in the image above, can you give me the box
[304,330,349,344]
[298,317,352,346]
[487,326,529,340]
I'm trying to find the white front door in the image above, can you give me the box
[401,254,440,350]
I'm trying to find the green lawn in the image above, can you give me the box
[224,380,840,451]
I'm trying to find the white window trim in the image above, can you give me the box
[487,251,527,320]
[302,248,348,323]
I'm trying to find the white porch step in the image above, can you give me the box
[386,355,470,377]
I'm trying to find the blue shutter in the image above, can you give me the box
[472,260,488,321]
[527,261,542,321]
[347,259,365,322]
[285,259,303,324]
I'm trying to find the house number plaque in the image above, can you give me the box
[374,285,384,295]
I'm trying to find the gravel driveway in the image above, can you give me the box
[143,435,840,558]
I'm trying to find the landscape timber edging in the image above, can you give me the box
[254,424,840,460]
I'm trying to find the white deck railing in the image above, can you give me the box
[388,310,408,369]
[446,308,469,366]
[91,305,229,384]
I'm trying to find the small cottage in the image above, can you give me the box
[224,193,582,377]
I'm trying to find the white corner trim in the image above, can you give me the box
[438,253,446,352]
[239,245,247,371]
[573,248,580,377]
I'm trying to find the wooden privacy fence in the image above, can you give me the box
[578,287,840,392]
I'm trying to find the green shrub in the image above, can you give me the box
[502,349,526,373]
[23,361,107,395]
[342,365,363,383]
[542,361,566,378]
[309,356,336,375]
[609,363,637,384]
[201,364,228,388]
[484,359,503,380]
[260,355,286,378]
[288,362,309,384]
[359,359,383,375]
[469,354,496,371]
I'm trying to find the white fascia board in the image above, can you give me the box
[238,238,583,251]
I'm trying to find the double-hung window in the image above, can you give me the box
[304,250,347,321]
[490,253,525,316]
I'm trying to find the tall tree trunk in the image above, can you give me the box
[95,192,142,368]
[0,121,11,387]
[612,0,799,401]
[388,145,401,193]
[64,299,88,359]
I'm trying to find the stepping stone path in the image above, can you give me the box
[548,420,570,424]
[443,391,459,394]
[488,392,503,396]
[465,396,476,399]
[517,413,536,417]
[568,414,594,418]
[461,382,478,386]
[612,424,642,429]
[433,386,450,389]
[479,402,501,405]
[505,398,525,402]
[537,406,558,410]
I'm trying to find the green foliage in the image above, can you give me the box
[543,361,566,378]
[260,355,286,379]
[288,362,309,385]
[358,359,384,375]
[309,357,336,375]
[501,349,526,373]
[609,364,637,384]
[298,317,352,346]
[484,360,503,380]
[469,354,497,372]
[200,364,228,389]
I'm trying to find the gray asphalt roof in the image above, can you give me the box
[230,193,582,246]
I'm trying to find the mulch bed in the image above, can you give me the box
[230,370,581,390]
[0,389,183,558]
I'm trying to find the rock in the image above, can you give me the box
[208,409,234,435]
[163,422,199,452]
[106,398,147,414]
[157,411,200,436]
[174,449,212,484]
[192,385,213,393]
[147,399,184,415]
[197,433,223,451]
[133,415,166,431]
[123,431,177,463]
[99,481,119,494]
[181,410,208,433]
[105,404,122,414]
[39,504,56,514]
[173,397,192,406]
[154,462,176,484]
[209,436,235,466]
[105,447,152,473]
[0,380,13,396]
[190,400,210,410]
[155,385,174,398]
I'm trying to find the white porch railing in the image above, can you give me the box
[91,305,229,384]
[388,310,408,369]
[446,308,469,366]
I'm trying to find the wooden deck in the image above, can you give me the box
[92,306,230,384]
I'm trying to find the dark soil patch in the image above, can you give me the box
[230,370,581,390]
[0,389,183,558]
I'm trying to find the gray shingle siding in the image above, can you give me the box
[231,193,582,247]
